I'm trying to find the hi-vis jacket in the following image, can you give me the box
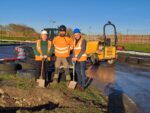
[53,36,73,58]
[35,40,52,61]
[73,38,87,62]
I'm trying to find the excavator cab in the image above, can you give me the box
[44,28,59,40]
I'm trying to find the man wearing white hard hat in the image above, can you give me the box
[33,30,54,83]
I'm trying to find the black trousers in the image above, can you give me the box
[35,61,50,80]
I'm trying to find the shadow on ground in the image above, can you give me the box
[0,102,59,113]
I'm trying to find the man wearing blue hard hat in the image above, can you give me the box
[72,28,87,91]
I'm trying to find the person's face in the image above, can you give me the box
[59,31,66,37]
[74,33,81,40]
[41,34,47,41]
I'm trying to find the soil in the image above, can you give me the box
[0,76,107,113]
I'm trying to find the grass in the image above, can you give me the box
[49,82,107,113]
[119,43,150,52]
[51,82,106,103]
[16,77,35,89]
[0,74,16,80]
[0,74,35,89]
[0,75,105,103]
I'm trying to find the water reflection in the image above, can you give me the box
[86,63,126,113]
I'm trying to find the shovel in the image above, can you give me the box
[68,62,77,89]
[36,59,45,88]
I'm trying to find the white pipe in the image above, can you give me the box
[117,50,150,56]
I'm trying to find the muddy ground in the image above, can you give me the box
[0,75,107,113]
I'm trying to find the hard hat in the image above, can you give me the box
[59,25,66,32]
[73,28,81,34]
[41,30,48,35]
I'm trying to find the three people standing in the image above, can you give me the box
[33,26,87,91]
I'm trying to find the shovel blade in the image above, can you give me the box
[68,81,77,89]
[36,79,45,88]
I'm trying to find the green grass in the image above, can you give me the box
[120,43,150,52]
[0,74,35,89]
[50,82,106,113]
[0,75,104,101]
[51,82,105,103]
[0,74,16,80]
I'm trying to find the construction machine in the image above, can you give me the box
[86,21,118,64]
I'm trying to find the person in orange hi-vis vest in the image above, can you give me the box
[52,25,73,84]
[72,28,87,91]
[33,30,54,81]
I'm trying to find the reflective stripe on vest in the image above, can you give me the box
[73,38,87,61]
[55,46,69,51]
[54,36,71,57]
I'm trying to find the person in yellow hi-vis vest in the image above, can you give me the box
[72,28,87,91]
[33,30,54,81]
[52,25,73,84]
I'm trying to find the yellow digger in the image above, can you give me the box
[86,21,118,64]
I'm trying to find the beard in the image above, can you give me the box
[59,33,65,37]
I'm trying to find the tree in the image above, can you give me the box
[5,24,38,37]
[66,28,73,37]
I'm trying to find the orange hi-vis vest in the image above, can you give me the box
[35,40,51,61]
[53,36,72,58]
[73,38,87,62]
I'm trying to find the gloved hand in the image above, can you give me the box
[43,55,48,59]
[40,55,44,58]
[72,57,77,62]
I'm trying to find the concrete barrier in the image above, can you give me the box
[117,52,150,66]
[123,94,140,113]
[117,50,150,57]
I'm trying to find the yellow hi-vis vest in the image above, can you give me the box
[35,40,51,61]
[53,36,72,58]
[73,38,87,62]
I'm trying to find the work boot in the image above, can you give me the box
[51,74,59,85]
[51,79,58,85]
[76,84,84,92]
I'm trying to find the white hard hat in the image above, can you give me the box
[41,30,48,35]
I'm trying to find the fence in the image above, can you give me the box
[118,35,150,44]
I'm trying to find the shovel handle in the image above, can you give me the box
[72,62,75,81]
[40,59,45,79]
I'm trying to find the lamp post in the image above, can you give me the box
[50,19,56,28]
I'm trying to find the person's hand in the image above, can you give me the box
[40,55,43,58]
[43,55,48,59]
[72,57,77,62]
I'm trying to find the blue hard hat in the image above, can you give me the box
[73,28,81,34]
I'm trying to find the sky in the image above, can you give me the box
[0,0,150,34]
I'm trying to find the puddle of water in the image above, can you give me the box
[89,63,150,113]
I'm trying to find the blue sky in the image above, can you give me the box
[0,0,150,34]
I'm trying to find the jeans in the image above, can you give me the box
[75,61,86,88]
